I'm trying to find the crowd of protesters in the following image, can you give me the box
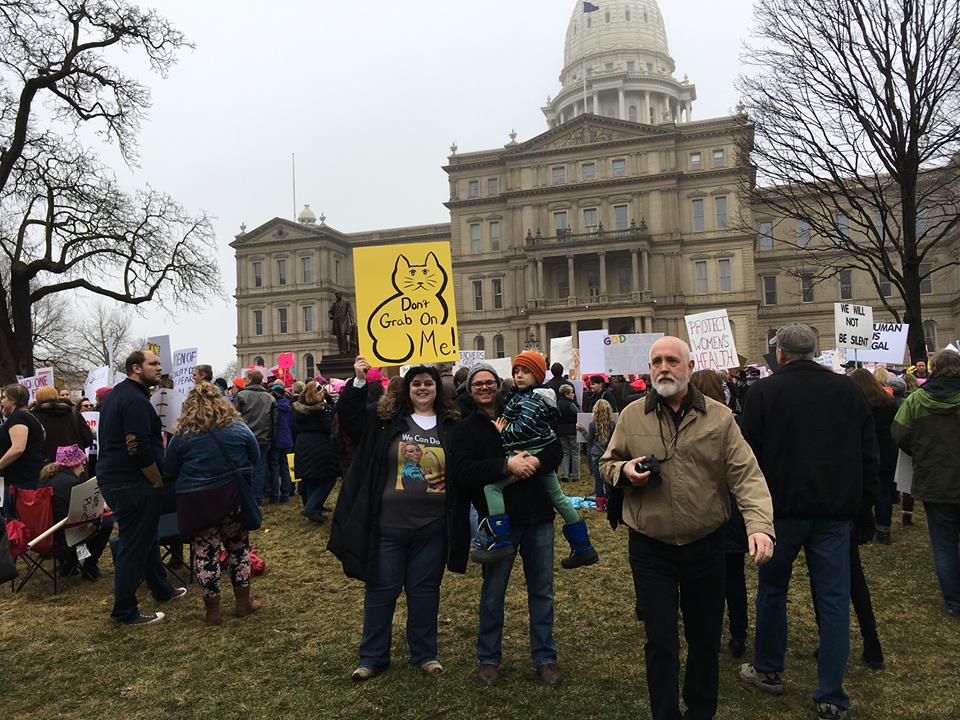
[2,331,959,720]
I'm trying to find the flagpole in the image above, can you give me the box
[581,11,587,115]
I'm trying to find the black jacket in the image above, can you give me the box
[31,401,94,463]
[292,401,340,482]
[741,360,878,520]
[326,381,467,581]
[96,378,165,486]
[557,396,579,437]
[447,407,563,567]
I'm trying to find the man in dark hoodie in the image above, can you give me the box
[235,369,277,504]
[892,349,960,618]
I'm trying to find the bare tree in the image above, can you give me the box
[737,0,960,361]
[0,1,221,382]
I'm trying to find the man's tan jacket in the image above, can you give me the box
[600,386,775,545]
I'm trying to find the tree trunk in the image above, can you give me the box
[901,272,927,364]
[10,264,35,377]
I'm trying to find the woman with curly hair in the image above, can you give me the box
[164,382,262,625]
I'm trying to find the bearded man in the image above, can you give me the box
[599,336,775,720]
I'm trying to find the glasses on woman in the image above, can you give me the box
[470,380,498,389]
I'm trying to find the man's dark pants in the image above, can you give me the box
[100,481,176,622]
[629,527,725,720]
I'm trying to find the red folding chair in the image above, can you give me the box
[9,485,70,595]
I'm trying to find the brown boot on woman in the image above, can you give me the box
[203,595,222,626]
[234,585,262,617]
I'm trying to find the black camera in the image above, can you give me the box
[634,455,662,488]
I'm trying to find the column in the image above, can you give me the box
[526,260,535,302]
[598,251,607,295]
[686,101,692,122]
[643,91,650,124]
[567,255,576,300]
[539,323,548,351]
[592,91,599,115]
[631,250,640,293]
[570,320,579,347]
[618,87,626,120]
[642,249,651,292]
[633,317,643,335]
[537,258,545,299]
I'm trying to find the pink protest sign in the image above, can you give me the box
[278,352,295,369]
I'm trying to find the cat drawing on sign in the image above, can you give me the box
[368,252,449,364]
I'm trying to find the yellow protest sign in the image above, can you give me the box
[353,241,459,366]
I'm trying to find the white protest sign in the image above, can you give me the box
[549,337,578,380]
[150,388,182,434]
[458,350,485,369]
[20,367,55,403]
[684,310,740,370]
[83,366,112,401]
[947,343,959,353]
[172,348,198,397]
[146,335,173,375]
[81,412,100,458]
[854,323,910,364]
[113,371,127,387]
[834,303,874,352]
[602,333,663,375]
[576,411,619,443]
[578,329,608,375]
[64,477,106,547]
[486,357,514,381]
[895,450,912,494]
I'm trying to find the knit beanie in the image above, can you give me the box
[55,444,87,468]
[512,351,547,385]
[466,362,500,388]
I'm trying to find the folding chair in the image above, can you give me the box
[158,512,195,585]
[9,486,70,595]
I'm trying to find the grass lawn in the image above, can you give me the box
[2,473,959,720]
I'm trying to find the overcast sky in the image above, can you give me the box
[109,0,754,371]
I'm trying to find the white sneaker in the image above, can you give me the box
[351,665,384,682]
[420,660,444,674]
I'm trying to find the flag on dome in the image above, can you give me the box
[583,2,600,12]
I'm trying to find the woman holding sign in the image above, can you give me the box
[328,357,467,682]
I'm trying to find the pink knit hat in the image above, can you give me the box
[56,444,87,468]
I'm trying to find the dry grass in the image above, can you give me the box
[2,473,959,720]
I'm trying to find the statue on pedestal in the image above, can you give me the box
[329,292,356,356]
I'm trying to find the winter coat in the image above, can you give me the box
[891,375,960,504]
[583,387,616,413]
[31,400,94,463]
[557,396,580,437]
[740,360,879,521]
[271,397,294,449]
[327,381,467,581]
[600,385,775,546]
[292,400,340,482]
[97,378,165,486]
[234,385,276,446]
[871,403,899,492]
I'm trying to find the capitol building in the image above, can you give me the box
[232,0,958,376]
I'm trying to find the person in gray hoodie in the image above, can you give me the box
[234,369,277,504]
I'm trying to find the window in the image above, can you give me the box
[554,211,568,234]
[878,273,892,297]
[713,148,725,166]
[582,162,595,180]
[690,152,702,170]
[614,205,629,230]
[628,105,637,122]
[494,335,505,359]
[923,320,937,351]
[919,263,933,294]
[836,213,849,240]
[839,270,852,300]
[304,353,315,379]
[253,262,262,288]
[801,274,814,303]
[468,180,479,197]
[627,60,635,71]
[254,356,264,367]
[583,208,598,231]
[301,256,312,283]
[762,276,778,305]
[694,261,708,294]
[487,177,499,194]
[916,208,929,236]
[489,221,501,252]
[492,278,503,309]
[558,273,570,298]
[303,305,313,332]
[715,196,728,230]
[798,220,811,248]
[587,270,600,298]
[254,309,263,336]
[719,259,731,293]
[470,223,481,254]
[278,308,288,334]
[605,61,613,71]
[692,199,705,232]
[618,266,631,294]
[474,336,485,352]
[335,259,341,284]
[277,259,287,286]
[759,221,774,250]
[472,280,483,310]
[612,158,626,176]
[872,210,885,240]
[552,166,566,184]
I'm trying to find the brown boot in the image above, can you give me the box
[234,585,262,617]
[202,594,222,626]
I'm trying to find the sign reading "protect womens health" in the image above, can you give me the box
[684,309,740,370]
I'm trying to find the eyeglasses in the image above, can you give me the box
[470,380,498,389]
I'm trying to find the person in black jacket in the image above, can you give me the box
[30,386,94,463]
[447,362,565,688]
[293,381,340,523]
[556,384,580,481]
[738,325,879,720]
[328,358,467,682]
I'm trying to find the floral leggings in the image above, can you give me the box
[191,513,251,599]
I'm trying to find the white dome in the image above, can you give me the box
[297,204,317,224]
[563,0,671,74]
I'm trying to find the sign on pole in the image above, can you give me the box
[602,333,663,374]
[549,337,578,379]
[353,242,459,366]
[277,352,295,370]
[578,329,609,375]
[83,366,112,401]
[146,335,173,375]
[458,350,485,369]
[684,309,740,370]
[855,323,910,364]
[834,303,874,352]
[172,348,198,397]
[20,367,55,403]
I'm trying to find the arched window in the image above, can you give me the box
[923,320,938,352]
[494,335,505,359]
[304,353,315,380]
[625,8,631,21]
[605,10,610,23]
[628,105,637,122]
[254,356,264,367]
[474,335,485,352]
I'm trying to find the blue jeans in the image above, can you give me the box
[477,521,557,667]
[923,501,960,614]
[754,518,852,710]
[99,482,177,622]
[268,448,292,501]
[302,477,336,516]
[875,480,894,532]
[253,444,271,503]
[359,518,447,668]
[589,455,606,499]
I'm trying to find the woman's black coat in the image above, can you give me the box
[292,400,340,482]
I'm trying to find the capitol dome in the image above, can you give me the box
[297,203,318,225]
[543,0,695,128]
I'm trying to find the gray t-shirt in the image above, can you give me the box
[379,414,447,529]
